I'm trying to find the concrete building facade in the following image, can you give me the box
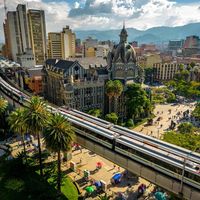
[153,62,180,81]
[28,9,47,65]
[48,32,62,59]
[138,53,162,68]
[3,4,47,67]
[3,5,35,66]
[4,11,19,61]
[48,26,76,59]
[43,59,107,111]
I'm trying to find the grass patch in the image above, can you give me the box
[61,176,79,200]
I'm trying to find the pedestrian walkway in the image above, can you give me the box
[134,102,196,138]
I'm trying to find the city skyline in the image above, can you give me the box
[0,0,200,42]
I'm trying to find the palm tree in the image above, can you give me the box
[105,80,114,113]
[44,114,75,193]
[0,96,8,136]
[113,80,123,114]
[23,96,50,176]
[8,108,27,162]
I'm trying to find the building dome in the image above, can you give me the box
[108,23,136,63]
[112,42,136,63]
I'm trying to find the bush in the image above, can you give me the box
[4,179,24,192]
[105,113,118,124]
[177,122,195,134]
[125,119,134,128]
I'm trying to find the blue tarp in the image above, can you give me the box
[112,173,122,181]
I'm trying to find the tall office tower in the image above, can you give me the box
[62,26,76,58]
[48,33,62,59]
[3,4,33,64]
[4,11,21,61]
[3,18,12,60]
[28,9,47,65]
[47,26,76,59]
[16,4,31,52]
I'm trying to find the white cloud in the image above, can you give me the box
[74,2,80,9]
[0,0,200,42]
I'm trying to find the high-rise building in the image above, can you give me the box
[3,4,38,67]
[48,33,62,59]
[183,36,200,49]
[3,5,32,61]
[62,26,76,58]
[28,9,47,65]
[3,16,15,60]
[4,11,21,61]
[16,4,31,52]
[47,26,76,59]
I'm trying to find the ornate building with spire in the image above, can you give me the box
[107,23,144,84]
[42,24,144,117]
[105,24,144,117]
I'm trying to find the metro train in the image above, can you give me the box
[111,125,200,164]
[59,106,200,166]
[1,76,200,191]
[58,107,112,129]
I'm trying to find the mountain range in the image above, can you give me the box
[75,23,200,44]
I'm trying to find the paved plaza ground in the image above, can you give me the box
[134,102,196,138]
[66,147,155,199]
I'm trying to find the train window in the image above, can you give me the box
[115,141,182,176]
[72,123,113,147]
[184,171,200,183]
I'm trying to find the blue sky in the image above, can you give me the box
[0,0,200,40]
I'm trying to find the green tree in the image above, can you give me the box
[88,108,102,118]
[23,96,50,176]
[105,112,118,124]
[113,80,123,114]
[175,69,190,82]
[192,103,200,121]
[177,122,195,134]
[125,83,151,121]
[8,108,28,162]
[179,64,184,71]
[125,119,134,128]
[190,62,196,68]
[105,80,115,113]
[0,96,8,137]
[0,96,8,115]
[44,114,75,193]
[163,131,200,151]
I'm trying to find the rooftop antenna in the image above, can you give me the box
[123,20,125,29]
[4,0,7,18]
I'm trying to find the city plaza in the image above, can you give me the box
[8,100,196,199]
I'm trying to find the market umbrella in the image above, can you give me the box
[96,162,103,168]
[94,181,101,188]
[154,192,167,200]
[85,186,94,193]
